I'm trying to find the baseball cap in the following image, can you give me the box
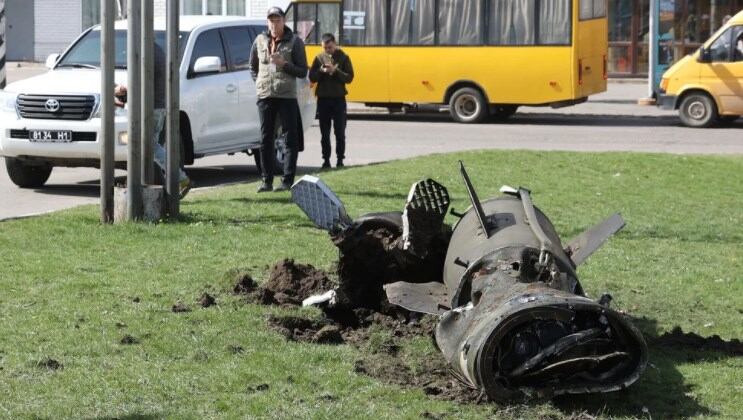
[267,6,285,18]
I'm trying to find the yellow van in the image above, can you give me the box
[658,10,743,127]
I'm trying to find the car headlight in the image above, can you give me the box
[0,91,18,114]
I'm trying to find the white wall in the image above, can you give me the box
[34,0,82,61]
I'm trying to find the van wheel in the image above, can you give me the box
[679,93,718,128]
[449,88,488,123]
[5,157,53,188]
[490,105,519,121]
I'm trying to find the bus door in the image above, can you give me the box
[576,0,608,97]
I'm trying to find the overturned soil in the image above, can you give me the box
[234,260,336,306]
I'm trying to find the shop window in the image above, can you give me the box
[438,0,483,45]
[342,0,387,45]
[226,0,246,16]
[183,0,203,15]
[390,0,435,45]
[488,0,536,45]
[82,0,101,30]
[539,0,571,44]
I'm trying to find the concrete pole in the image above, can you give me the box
[127,0,143,220]
[648,0,658,98]
[166,0,180,217]
[100,0,116,223]
[0,0,6,89]
[141,0,154,185]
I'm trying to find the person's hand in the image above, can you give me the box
[325,63,337,75]
[270,53,287,68]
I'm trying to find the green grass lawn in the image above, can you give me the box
[1,150,741,419]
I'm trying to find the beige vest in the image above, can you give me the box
[254,32,297,99]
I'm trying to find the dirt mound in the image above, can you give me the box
[652,326,743,356]
[259,259,336,306]
[233,274,258,295]
[36,358,63,371]
[199,293,216,308]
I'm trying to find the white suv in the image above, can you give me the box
[0,16,314,188]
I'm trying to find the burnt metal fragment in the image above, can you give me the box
[290,166,647,402]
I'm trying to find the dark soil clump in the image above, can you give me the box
[232,274,258,295]
[36,358,63,371]
[198,292,216,308]
[652,326,743,356]
[120,334,139,345]
[172,302,191,313]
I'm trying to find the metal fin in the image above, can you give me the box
[459,161,489,237]
[565,213,626,266]
[291,175,353,232]
[384,281,451,315]
[402,179,450,257]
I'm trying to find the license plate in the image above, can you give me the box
[28,130,73,143]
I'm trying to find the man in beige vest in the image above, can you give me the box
[249,6,308,192]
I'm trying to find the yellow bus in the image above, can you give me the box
[285,0,608,123]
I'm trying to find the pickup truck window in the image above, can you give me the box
[57,29,190,69]
[188,29,228,78]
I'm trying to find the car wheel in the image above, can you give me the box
[251,127,287,177]
[490,105,519,122]
[5,157,53,188]
[449,87,488,123]
[679,93,718,128]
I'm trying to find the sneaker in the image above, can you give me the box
[179,177,192,200]
[274,182,292,192]
[257,182,273,193]
[336,159,345,168]
[321,160,331,169]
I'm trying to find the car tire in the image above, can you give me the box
[679,93,718,128]
[449,87,488,124]
[490,105,519,122]
[5,157,53,188]
[251,126,287,177]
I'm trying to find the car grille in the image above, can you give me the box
[16,94,96,121]
[9,129,97,142]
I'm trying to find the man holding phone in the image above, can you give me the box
[249,7,308,192]
[309,33,354,169]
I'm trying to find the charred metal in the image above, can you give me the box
[291,163,648,403]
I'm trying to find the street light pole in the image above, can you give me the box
[127,0,143,220]
[166,0,181,218]
[100,0,116,223]
[648,0,659,99]
[141,0,154,185]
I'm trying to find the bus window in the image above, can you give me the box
[342,0,387,45]
[438,0,484,45]
[318,3,341,42]
[390,0,435,45]
[488,0,536,45]
[296,3,318,44]
[539,0,571,45]
[580,0,607,20]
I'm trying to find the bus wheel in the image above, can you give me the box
[450,88,488,123]
[490,105,519,121]
[679,93,718,128]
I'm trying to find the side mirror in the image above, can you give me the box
[192,56,222,75]
[697,46,712,63]
[45,54,61,69]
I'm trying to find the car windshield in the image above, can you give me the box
[57,29,190,69]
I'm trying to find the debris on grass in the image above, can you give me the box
[198,292,216,308]
[35,358,63,371]
[172,302,191,313]
[120,334,139,345]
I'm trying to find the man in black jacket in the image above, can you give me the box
[249,6,308,192]
[309,33,354,169]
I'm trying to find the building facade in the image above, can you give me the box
[4,0,275,62]
[609,0,743,76]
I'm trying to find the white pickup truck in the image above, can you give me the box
[0,16,314,188]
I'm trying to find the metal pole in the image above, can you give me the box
[100,0,116,223]
[141,0,154,185]
[648,0,658,98]
[127,0,143,220]
[0,0,6,89]
[166,0,180,217]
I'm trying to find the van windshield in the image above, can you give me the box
[56,29,190,69]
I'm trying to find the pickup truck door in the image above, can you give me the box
[181,28,240,154]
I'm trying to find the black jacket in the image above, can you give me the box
[308,49,354,98]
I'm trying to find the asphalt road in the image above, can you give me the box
[1,64,741,220]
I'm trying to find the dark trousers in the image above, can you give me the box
[257,97,299,184]
[318,97,347,161]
